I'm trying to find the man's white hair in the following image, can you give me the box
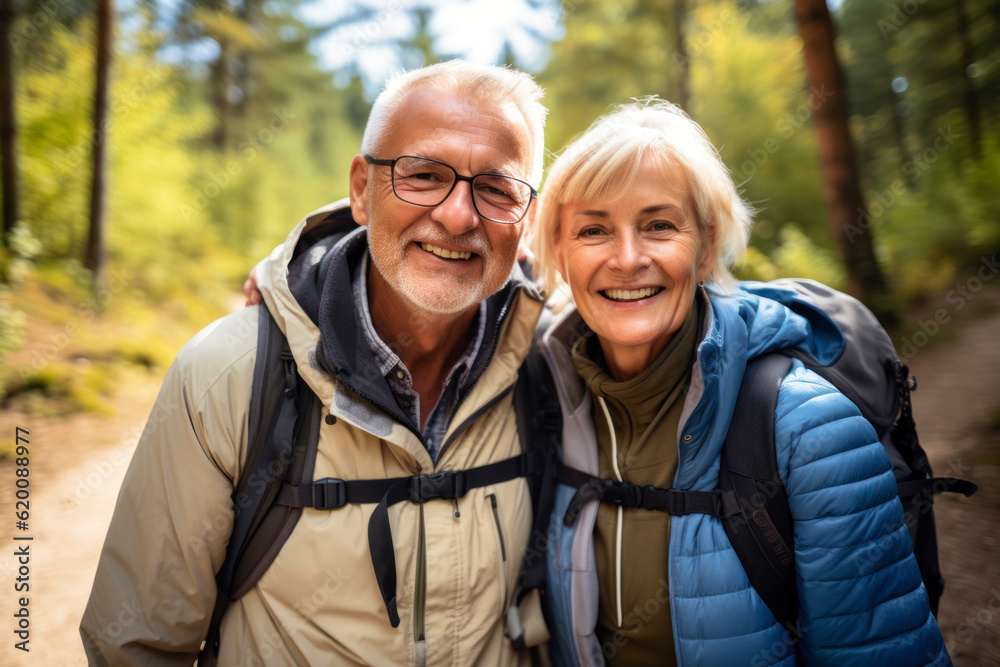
[360,59,547,185]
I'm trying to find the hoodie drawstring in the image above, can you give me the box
[597,395,624,629]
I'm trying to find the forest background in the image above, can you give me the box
[0,0,999,663]
[0,0,997,413]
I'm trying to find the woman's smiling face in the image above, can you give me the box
[553,158,716,378]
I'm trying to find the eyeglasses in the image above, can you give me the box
[364,155,538,224]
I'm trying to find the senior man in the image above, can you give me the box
[81,60,549,666]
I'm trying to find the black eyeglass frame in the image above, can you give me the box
[364,154,538,224]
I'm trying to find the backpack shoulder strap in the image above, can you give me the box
[547,352,800,639]
[508,322,561,651]
[514,345,561,547]
[200,304,321,664]
[514,306,561,554]
[719,353,800,638]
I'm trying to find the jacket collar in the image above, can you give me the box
[540,284,847,489]
[264,199,543,442]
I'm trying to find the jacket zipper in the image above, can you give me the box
[319,285,538,663]
[326,351,430,663]
[486,493,507,561]
[414,505,426,667]
[411,287,525,656]
[597,396,624,629]
[487,493,509,617]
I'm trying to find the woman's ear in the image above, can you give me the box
[696,224,718,283]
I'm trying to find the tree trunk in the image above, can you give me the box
[793,0,895,324]
[954,0,980,156]
[0,0,19,247]
[86,0,113,289]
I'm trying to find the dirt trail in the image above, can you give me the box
[0,288,998,665]
[0,371,159,666]
[904,287,1000,666]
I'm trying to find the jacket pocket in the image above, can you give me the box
[487,493,507,562]
[486,492,509,615]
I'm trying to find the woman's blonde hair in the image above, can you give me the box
[529,98,753,293]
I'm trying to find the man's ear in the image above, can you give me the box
[521,200,537,241]
[349,155,370,227]
[515,198,539,262]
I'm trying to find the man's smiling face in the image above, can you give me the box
[351,87,535,316]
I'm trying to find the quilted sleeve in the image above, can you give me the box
[774,364,950,667]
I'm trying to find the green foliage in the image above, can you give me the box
[2,0,998,424]
[80,327,182,371]
[190,99,357,262]
[0,227,37,379]
[17,22,93,259]
[738,225,846,288]
[13,12,363,320]
[836,0,1000,304]
[686,2,827,253]
[877,129,1000,302]
[536,0,997,305]
[16,20,231,304]
[168,1,362,259]
[2,5,368,416]
[541,0,832,273]
[0,293,26,371]
[539,0,690,155]
[0,224,42,284]
[3,360,114,416]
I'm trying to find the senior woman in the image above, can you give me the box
[528,100,949,667]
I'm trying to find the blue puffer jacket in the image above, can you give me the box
[540,284,950,667]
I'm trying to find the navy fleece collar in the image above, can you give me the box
[285,208,534,437]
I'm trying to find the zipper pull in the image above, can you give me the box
[453,498,461,519]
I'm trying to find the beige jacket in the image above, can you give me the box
[81,200,546,666]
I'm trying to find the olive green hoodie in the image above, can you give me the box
[571,300,701,665]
